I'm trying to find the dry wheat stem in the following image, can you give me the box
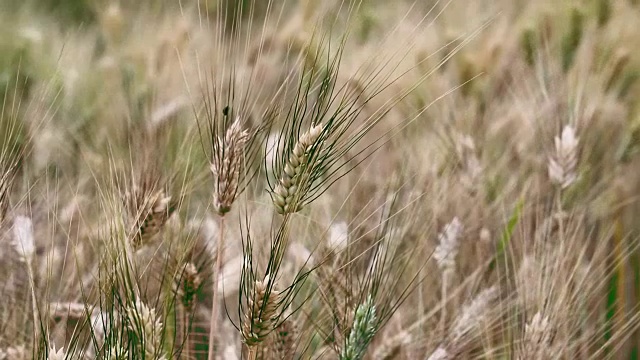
[208,216,225,360]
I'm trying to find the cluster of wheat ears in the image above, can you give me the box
[2,0,640,359]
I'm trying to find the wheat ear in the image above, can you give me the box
[271,124,323,214]
[243,275,281,348]
[125,298,165,359]
[340,294,378,360]
[270,316,297,360]
[210,117,249,216]
[548,125,579,189]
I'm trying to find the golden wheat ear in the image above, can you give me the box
[209,116,250,216]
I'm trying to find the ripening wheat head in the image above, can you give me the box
[176,262,202,311]
[209,117,250,215]
[270,316,297,360]
[125,183,174,251]
[242,274,281,347]
[271,123,323,214]
[125,298,165,359]
[340,294,378,360]
[517,311,553,360]
[548,125,579,189]
[433,217,463,274]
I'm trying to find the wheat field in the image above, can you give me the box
[1,0,640,359]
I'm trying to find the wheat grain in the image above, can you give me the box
[372,330,411,360]
[433,217,463,273]
[128,188,172,251]
[0,169,11,224]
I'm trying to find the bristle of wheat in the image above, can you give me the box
[272,124,323,214]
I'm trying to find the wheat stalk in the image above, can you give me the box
[207,117,250,360]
